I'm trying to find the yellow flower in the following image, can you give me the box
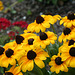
[49,54,68,74]
[34,31,57,49]
[61,43,75,67]
[59,39,75,53]
[52,15,61,24]
[21,34,38,50]
[0,1,4,11]
[60,11,75,28]
[4,65,23,75]
[18,47,49,72]
[58,28,75,43]
[27,15,50,33]
[1,41,25,68]
[42,13,61,25]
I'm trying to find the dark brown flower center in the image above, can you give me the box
[40,32,48,40]
[36,16,44,24]
[68,40,75,46]
[67,11,75,20]
[0,47,5,55]
[69,47,75,57]
[63,28,71,35]
[55,57,63,65]
[5,72,13,75]
[16,35,24,44]
[27,50,37,60]
[5,49,14,58]
[28,38,34,45]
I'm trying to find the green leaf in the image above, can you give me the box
[52,0,58,5]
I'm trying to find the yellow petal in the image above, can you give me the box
[34,58,45,68]
[69,57,75,67]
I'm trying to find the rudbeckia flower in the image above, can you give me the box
[60,11,75,28]
[1,41,25,68]
[43,13,61,24]
[59,39,75,53]
[18,47,49,72]
[4,65,23,75]
[61,43,75,67]
[58,28,75,43]
[34,31,57,49]
[22,35,38,50]
[0,18,11,30]
[27,15,50,33]
[49,54,68,74]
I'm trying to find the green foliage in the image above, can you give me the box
[17,0,24,2]
[0,67,4,74]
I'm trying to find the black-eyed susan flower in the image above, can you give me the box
[1,41,25,68]
[59,39,75,53]
[60,11,75,28]
[27,15,50,33]
[61,43,75,67]
[4,65,23,75]
[49,54,68,74]
[0,1,4,11]
[22,34,38,50]
[34,31,57,49]
[43,13,61,24]
[18,47,49,72]
[58,28,75,43]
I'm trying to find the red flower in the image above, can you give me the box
[7,31,16,40]
[0,18,11,30]
[12,21,28,29]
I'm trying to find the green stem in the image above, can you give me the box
[51,24,56,34]
[3,1,18,13]
[46,45,50,56]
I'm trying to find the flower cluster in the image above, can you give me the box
[0,18,28,31]
[0,11,75,75]
[12,21,28,29]
[49,11,75,74]
[0,1,4,11]
[0,18,11,30]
